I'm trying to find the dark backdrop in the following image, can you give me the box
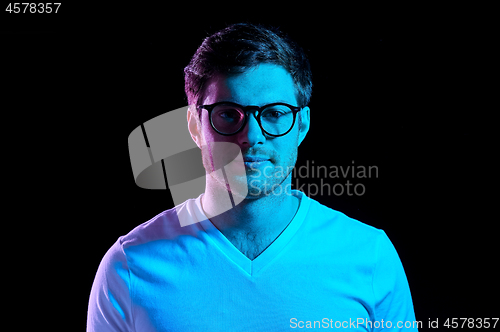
[3,4,496,330]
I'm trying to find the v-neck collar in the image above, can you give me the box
[192,190,310,276]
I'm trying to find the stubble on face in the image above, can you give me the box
[196,64,303,201]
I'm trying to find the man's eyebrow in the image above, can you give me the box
[268,100,296,104]
[214,100,297,106]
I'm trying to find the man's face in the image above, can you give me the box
[190,63,310,199]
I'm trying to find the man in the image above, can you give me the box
[88,23,418,331]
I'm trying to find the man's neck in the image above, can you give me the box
[201,182,300,260]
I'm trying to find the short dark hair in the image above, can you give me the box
[184,23,312,116]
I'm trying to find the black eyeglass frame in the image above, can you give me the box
[197,101,302,137]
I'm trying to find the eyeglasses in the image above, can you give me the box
[197,102,302,137]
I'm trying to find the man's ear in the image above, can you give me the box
[297,106,310,147]
[187,106,203,149]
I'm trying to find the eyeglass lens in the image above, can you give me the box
[211,104,294,135]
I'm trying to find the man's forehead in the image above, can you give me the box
[201,64,298,106]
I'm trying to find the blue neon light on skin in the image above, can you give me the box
[187,63,311,259]
[88,62,418,331]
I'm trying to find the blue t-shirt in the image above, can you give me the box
[87,190,418,331]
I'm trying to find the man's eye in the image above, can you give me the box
[263,110,286,118]
[219,110,240,118]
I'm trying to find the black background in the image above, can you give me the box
[2,3,497,330]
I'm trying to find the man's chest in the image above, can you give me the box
[228,236,274,260]
[128,253,374,332]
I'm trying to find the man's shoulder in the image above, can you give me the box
[306,195,385,242]
[119,198,203,249]
[303,196,389,264]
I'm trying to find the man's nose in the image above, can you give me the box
[237,112,266,147]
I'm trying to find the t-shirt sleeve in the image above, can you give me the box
[87,237,134,332]
[372,231,418,331]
